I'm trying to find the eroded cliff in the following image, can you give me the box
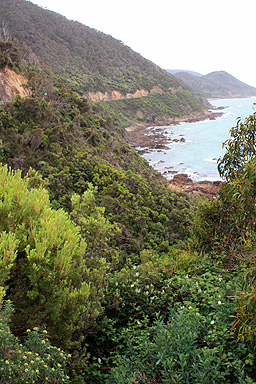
[0,67,29,102]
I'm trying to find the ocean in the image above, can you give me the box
[141,97,256,181]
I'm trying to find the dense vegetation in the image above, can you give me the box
[0,0,185,95]
[0,74,256,383]
[0,0,211,130]
[0,3,256,383]
[97,90,208,128]
[172,70,256,99]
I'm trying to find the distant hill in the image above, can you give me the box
[172,70,256,99]
[166,69,203,78]
[0,0,210,127]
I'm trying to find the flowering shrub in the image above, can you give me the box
[105,255,256,384]
[0,301,71,384]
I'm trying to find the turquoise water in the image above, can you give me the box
[142,97,256,181]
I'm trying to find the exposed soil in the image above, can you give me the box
[0,67,29,102]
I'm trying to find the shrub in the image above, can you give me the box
[0,301,71,384]
[106,258,256,384]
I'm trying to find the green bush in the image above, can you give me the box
[0,301,71,384]
[106,260,256,384]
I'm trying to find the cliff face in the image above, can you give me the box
[0,68,29,102]
[87,86,164,102]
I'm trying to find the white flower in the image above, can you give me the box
[188,306,192,309]
[115,282,118,286]
[218,300,222,305]
[195,281,198,287]
[133,266,136,269]
[210,320,215,325]
[181,306,184,310]
[185,275,189,279]
[219,278,222,282]
[198,288,202,293]
[135,272,139,277]
[131,284,134,288]
[145,291,149,295]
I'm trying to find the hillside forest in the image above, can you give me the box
[169,70,256,99]
[0,3,256,384]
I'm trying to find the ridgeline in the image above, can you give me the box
[0,1,256,383]
[168,69,256,99]
[0,0,211,127]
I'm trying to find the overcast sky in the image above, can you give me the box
[29,0,256,87]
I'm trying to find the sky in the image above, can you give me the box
[29,0,256,87]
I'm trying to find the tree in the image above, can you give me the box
[218,110,256,181]
[0,21,11,43]
[192,110,256,254]
[217,110,256,234]
[193,111,256,346]
[0,164,90,349]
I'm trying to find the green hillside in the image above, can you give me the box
[0,78,256,384]
[0,1,256,383]
[0,0,187,94]
[172,70,256,99]
[0,0,210,127]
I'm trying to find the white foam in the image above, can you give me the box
[184,168,199,181]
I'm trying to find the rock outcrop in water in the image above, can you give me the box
[168,174,222,198]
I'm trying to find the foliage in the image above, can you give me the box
[106,256,256,384]
[97,91,207,128]
[0,301,71,384]
[0,40,22,71]
[218,110,256,181]
[0,164,92,351]
[193,110,256,254]
[236,235,256,347]
[1,9,256,381]
[174,71,256,99]
[191,192,244,255]
[0,0,187,94]
[0,92,195,257]
[192,110,256,359]
[0,0,210,130]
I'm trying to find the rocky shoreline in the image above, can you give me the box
[167,173,222,198]
[126,110,224,153]
[126,109,224,198]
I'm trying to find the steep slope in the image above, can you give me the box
[0,0,184,95]
[166,69,203,77]
[0,67,29,102]
[204,71,256,97]
[0,0,210,127]
[173,70,256,99]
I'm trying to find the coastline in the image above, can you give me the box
[126,110,224,153]
[167,173,222,198]
[126,109,224,198]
